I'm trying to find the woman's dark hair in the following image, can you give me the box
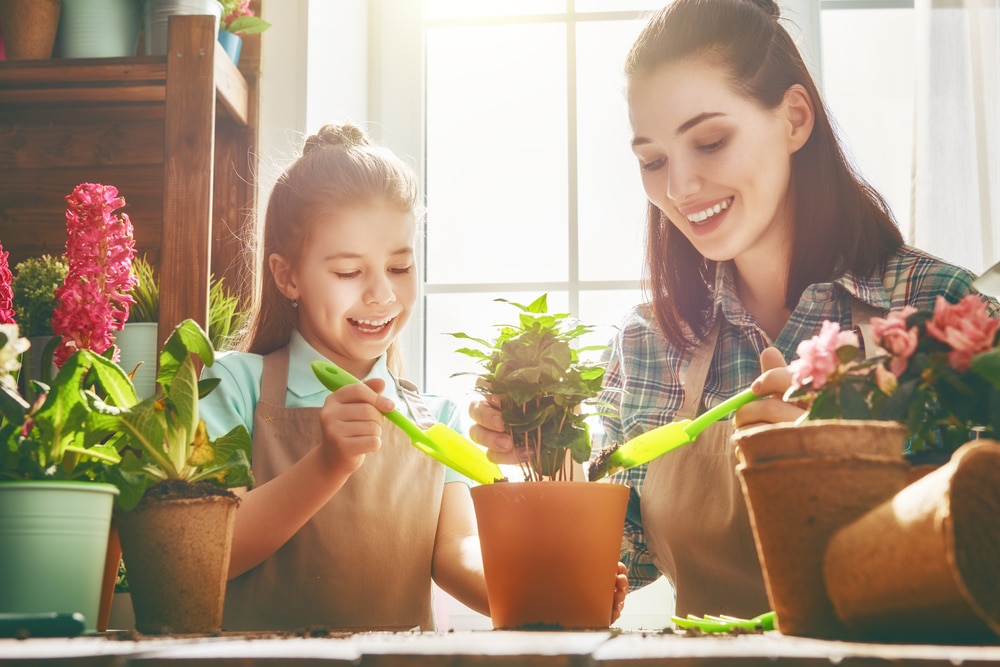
[626,0,903,348]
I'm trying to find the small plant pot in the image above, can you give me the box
[142,0,222,56]
[732,419,911,639]
[471,481,628,630]
[824,440,1000,643]
[97,522,122,633]
[114,322,159,400]
[116,491,237,634]
[0,0,60,60]
[217,29,241,65]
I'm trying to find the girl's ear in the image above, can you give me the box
[783,84,815,154]
[269,253,299,300]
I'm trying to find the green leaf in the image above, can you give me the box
[971,348,1000,389]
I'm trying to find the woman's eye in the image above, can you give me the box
[335,271,360,279]
[699,138,725,152]
[640,157,665,171]
[390,265,413,275]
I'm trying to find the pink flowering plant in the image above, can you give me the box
[786,294,1000,453]
[52,183,137,368]
[220,0,270,35]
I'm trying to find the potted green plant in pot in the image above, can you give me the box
[448,294,629,630]
[217,0,269,66]
[10,253,68,400]
[96,318,253,635]
[0,325,138,634]
[731,294,1000,639]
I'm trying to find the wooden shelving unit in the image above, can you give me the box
[0,13,261,348]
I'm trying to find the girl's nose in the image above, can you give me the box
[365,276,396,305]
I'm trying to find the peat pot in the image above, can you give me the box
[471,481,628,630]
[732,420,909,639]
[0,482,118,634]
[824,439,1000,643]
[116,490,238,634]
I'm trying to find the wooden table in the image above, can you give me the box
[2,630,1000,666]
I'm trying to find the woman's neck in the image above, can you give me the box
[734,254,792,342]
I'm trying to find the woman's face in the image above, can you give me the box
[629,58,805,267]
[273,200,418,379]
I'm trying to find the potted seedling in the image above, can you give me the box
[449,294,629,630]
[96,318,253,634]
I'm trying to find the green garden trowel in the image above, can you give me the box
[311,360,504,485]
[588,387,760,481]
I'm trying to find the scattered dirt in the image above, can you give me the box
[588,443,621,481]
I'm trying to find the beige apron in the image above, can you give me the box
[223,348,445,631]
[640,300,883,617]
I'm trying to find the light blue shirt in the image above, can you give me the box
[200,330,468,483]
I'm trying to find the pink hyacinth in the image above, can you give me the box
[0,242,14,325]
[926,294,1000,372]
[788,320,860,392]
[51,184,137,367]
[223,0,253,24]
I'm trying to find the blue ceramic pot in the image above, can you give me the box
[217,28,240,65]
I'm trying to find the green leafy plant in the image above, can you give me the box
[11,254,69,338]
[127,255,158,323]
[125,257,246,351]
[450,294,608,481]
[220,0,271,35]
[0,326,135,482]
[95,318,253,511]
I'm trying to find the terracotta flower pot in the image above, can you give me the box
[0,0,60,60]
[471,481,628,630]
[116,492,237,634]
[732,420,910,639]
[824,440,1000,643]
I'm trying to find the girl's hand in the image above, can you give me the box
[318,378,395,475]
[611,561,628,624]
[468,387,521,464]
[733,347,806,428]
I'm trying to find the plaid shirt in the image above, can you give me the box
[597,245,995,590]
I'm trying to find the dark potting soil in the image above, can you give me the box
[135,479,239,507]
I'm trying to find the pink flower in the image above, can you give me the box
[870,306,919,376]
[788,320,859,391]
[0,242,14,325]
[926,295,1000,372]
[51,184,137,367]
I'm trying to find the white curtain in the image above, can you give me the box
[911,0,999,276]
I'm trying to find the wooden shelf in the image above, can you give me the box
[0,14,260,348]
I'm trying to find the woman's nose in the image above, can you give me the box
[666,157,701,203]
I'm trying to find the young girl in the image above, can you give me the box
[469,0,994,618]
[199,123,490,631]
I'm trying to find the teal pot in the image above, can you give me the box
[0,482,119,634]
[114,322,158,400]
[142,0,222,56]
[216,28,240,65]
[57,0,141,58]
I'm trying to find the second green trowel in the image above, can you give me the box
[311,360,504,485]
[588,387,760,481]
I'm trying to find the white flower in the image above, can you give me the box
[0,323,30,390]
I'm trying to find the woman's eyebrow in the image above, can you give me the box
[631,111,727,147]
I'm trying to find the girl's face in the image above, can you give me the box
[274,200,418,379]
[628,58,811,270]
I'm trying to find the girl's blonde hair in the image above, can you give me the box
[238,123,419,374]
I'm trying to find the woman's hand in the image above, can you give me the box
[733,347,806,428]
[318,378,395,475]
[611,561,628,624]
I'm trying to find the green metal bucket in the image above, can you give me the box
[0,482,118,634]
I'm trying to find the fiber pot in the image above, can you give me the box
[732,420,909,639]
[0,0,60,60]
[471,481,628,630]
[824,440,1000,643]
[115,490,238,634]
[0,482,118,634]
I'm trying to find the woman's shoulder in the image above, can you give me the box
[884,245,984,309]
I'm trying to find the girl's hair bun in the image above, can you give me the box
[302,123,371,157]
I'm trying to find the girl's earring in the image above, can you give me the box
[290,299,298,309]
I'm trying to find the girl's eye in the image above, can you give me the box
[335,271,360,279]
[640,157,665,171]
[390,265,413,275]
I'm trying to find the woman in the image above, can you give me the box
[470,0,988,617]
